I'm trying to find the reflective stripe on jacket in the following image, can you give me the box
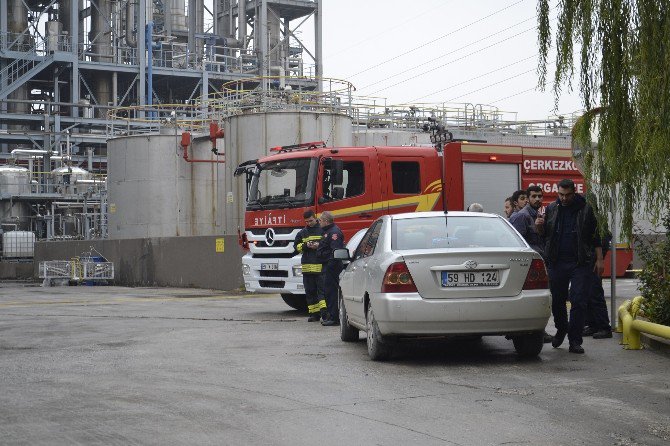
[294,225,324,274]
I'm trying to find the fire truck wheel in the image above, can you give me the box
[281,294,308,312]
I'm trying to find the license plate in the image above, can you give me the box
[441,271,499,287]
[261,263,279,271]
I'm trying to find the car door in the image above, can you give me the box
[343,219,384,326]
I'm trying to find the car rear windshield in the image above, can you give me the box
[393,216,526,250]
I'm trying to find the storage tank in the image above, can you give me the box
[51,166,92,194]
[224,110,353,231]
[352,129,432,147]
[107,132,229,239]
[0,165,32,230]
[0,164,31,195]
[1,231,36,258]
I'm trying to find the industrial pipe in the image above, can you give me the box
[11,149,59,157]
[180,132,225,163]
[618,296,670,349]
[209,122,225,155]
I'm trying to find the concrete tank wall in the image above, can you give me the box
[352,129,431,147]
[224,111,352,231]
[107,132,231,239]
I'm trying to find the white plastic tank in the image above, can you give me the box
[1,231,35,258]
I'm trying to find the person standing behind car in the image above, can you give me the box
[509,185,545,258]
[544,179,604,354]
[317,211,345,326]
[511,189,528,216]
[504,196,514,219]
[294,209,327,322]
[509,185,552,343]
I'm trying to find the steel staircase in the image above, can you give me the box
[0,39,54,100]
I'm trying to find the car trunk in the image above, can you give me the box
[401,249,535,299]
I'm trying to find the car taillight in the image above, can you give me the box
[381,262,417,293]
[523,259,548,290]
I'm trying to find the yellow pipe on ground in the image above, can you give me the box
[618,296,670,350]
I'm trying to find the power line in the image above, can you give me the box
[489,87,539,104]
[357,14,537,93]
[345,0,525,79]
[446,67,538,102]
[409,54,538,102]
[366,25,538,96]
[323,1,453,62]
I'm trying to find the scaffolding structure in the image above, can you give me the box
[1,0,323,167]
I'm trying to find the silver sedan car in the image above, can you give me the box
[335,211,551,361]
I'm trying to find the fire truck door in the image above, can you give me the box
[380,156,427,214]
[317,156,379,241]
[463,162,519,216]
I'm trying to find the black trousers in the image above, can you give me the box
[548,260,591,346]
[322,261,343,321]
[585,271,611,330]
[303,273,325,314]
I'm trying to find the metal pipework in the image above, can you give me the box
[618,297,670,349]
[11,149,59,157]
[125,0,137,47]
[180,132,226,163]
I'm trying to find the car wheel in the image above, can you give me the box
[512,331,544,358]
[366,305,393,361]
[339,290,359,342]
[280,294,307,312]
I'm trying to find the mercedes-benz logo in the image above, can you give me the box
[464,260,478,269]
[265,228,276,246]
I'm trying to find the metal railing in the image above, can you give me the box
[617,296,670,349]
[106,75,578,138]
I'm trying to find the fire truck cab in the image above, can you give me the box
[237,141,630,311]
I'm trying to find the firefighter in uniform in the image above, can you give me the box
[294,209,327,322]
[317,211,345,326]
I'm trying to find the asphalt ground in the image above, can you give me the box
[0,279,668,446]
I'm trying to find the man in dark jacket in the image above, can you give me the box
[317,211,345,326]
[584,231,613,339]
[294,209,327,322]
[544,179,604,354]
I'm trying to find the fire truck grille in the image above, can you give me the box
[255,240,291,248]
[250,228,297,235]
[259,280,286,288]
[252,253,296,259]
[260,270,289,278]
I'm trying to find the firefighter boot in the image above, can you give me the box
[307,312,320,322]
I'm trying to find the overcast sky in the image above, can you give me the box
[314,0,582,121]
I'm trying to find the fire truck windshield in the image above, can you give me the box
[247,158,317,210]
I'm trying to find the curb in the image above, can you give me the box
[641,332,670,357]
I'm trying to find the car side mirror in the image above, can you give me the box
[333,248,351,263]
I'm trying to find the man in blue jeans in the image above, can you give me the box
[543,179,604,354]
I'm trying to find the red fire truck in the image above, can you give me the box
[236,139,632,310]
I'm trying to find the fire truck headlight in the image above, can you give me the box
[242,264,251,275]
[292,265,303,277]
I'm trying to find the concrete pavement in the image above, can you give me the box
[0,279,668,445]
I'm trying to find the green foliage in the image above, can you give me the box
[636,214,670,326]
[537,0,670,239]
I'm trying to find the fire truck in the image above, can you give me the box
[235,137,633,311]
